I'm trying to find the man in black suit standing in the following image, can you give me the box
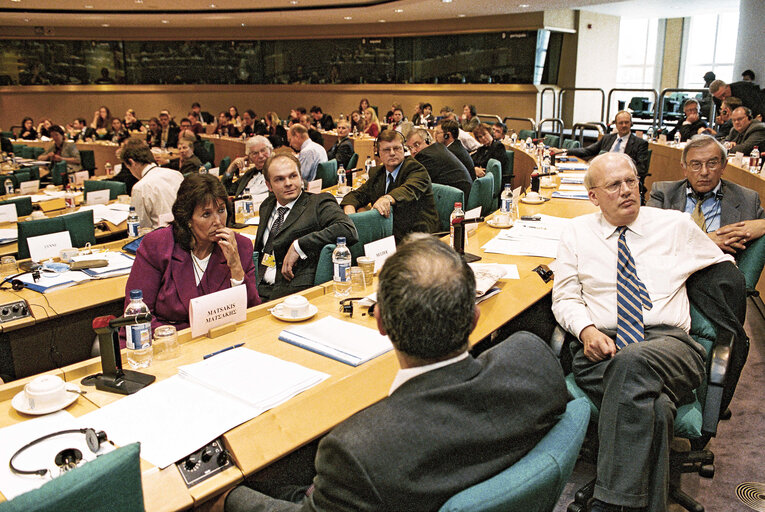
[253,153,357,301]
[219,234,569,512]
[435,119,477,180]
[406,127,473,202]
[326,119,354,169]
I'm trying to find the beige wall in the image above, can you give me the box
[660,18,684,91]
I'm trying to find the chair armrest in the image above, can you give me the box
[701,330,734,437]
[550,325,567,359]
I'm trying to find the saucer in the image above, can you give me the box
[486,218,514,229]
[271,304,318,322]
[521,196,546,205]
[12,383,80,416]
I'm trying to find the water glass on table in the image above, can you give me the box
[153,325,179,361]
[0,256,17,277]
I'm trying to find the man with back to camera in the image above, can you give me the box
[253,152,356,302]
[552,152,743,512]
[341,129,439,242]
[435,119,477,180]
[326,119,354,170]
[287,123,327,183]
[299,114,324,146]
[406,127,473,202]
[214,234,568,512]
[710,78,765,119]
[724,106,765,156]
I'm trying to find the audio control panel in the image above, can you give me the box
[176,437,233,487]
[0,300,30,323]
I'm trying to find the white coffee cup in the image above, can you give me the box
[24,375,67,411]
[526,191,541,201]
[30,211,46,220]
[541,176,553,187]
[279,295,310,318]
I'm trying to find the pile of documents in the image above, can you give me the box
[16,251,135,292]
[482,214,571,258]
[552,183,589,200]
[76,204,131,226]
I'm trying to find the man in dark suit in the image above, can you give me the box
[710,79,765,119]
[254,152,357,301]
[220,235,569,512]
[648,134,765,255]
[326,119,354,169]
[158,111,180,149]
[309,106,334,132]
[435,119,477,180]
[724,106,765,156]
[341,130,439,242]
[191,102,215,125]
[406,127,473,202]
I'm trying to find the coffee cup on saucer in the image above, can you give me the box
[24,375,67,411]
[526,191,541,202]
[278,295,310,318]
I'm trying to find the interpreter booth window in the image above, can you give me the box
[680,10,740,87]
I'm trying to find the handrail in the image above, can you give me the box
[653,88,716,132]
[538,117,564,142]
[606,88,658,124]
[477,113,503,124]
[571,122,606,145]
[539,87,557,124]
[558,87,606,123]
[502,116,536,132]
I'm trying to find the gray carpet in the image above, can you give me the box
[554,299,765,512]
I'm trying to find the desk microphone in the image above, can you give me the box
[92,314,153,333]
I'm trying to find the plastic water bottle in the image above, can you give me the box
[500,185,513,215]
[242,187,254,221]
[125,289,153,369]
[104,162,113,176]
[332,237,352,297]
[3,178,12,195]
[749,146,760,174]
[364,156,373,173]
[127,206,139,238]
[337,163,347,191]
[450,202,464,250]
[510,132,517,145]
[674,131,681,145]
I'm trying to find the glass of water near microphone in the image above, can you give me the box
[124,288,179,369]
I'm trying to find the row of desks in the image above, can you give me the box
[12,140,121,176]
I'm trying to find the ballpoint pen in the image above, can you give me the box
[203,343,244,359]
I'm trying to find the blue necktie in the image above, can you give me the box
[385,173,394,194]
[615,227,653,349]
[613,137,623,153]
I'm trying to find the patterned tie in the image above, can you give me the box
[615,227,653,349]
[613,137,623,153]
[690,192,708,231]
[385,173,394,194]
[270,207,289,239]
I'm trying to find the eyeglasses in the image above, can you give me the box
[686,158,722,171]
[379,146,404,154]
[595,177,639,194]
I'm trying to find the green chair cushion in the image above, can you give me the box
[486,158,502,205]
[0,196,33,217]
[83,180,127,201]
[18,210,96,260]
[316,160,338,188]
[431,183,465,232]
[219,156,231,176]
[467,173,494,217]
[347,153,359,170]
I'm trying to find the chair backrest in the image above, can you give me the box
[31,146,45,158]
[50,161,68,186]
[202,140,215,163]
[17,209,96,260]
[0,196,33,217]
[79,149,96,172]
[0,443,144,512]
[505,150,515,183]
[18,165,40,181]
[562,139,581,150]
[219,156,231,175]
[20,146,35,159]
[518,129,537,140]
[84,179,127,201]
[543,134,560,148]
[431,183,465,232]
[315,159,338,188]
[11,144,26,155]
[438,398,590,512]
[467,173,494,217]
[314,209,393,285]
[347,152,359,170]
[486,158,502,206]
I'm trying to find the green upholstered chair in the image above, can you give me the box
[0,196,33,217]
[5,171,31,190]
[17,165,40,181]
[347,153,359,170]
[19,146,35,160]
[467,173,494,217]
[518,129,537,140]
[438,398,590,512]
[83,179,127,201]
[543,134,560,148]
[314,209,394,285]
[11,144,26,155]
[315,159,338,188]
[17,209,96,260]
[0,443,144,512]
[31,146,45,159]
[486,158,502,210]
[0,131,13,139]
[505,150,515,185]
[203,140,215,165]
[50,161,68,186]
[562,139,581,150]
[219,156,231,176]
[431,183,465,233]
[79,149,96,172]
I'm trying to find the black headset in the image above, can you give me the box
[10,428,109,477]
[0,272,29,291]
[373,130,407,157]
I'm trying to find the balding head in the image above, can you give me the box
[585,152,641,226]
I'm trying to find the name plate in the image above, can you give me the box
[86,189,110,205]
[364,235,396,273]
[19,180,40,195]
[307,179,322,193]
[0,204,18,223]
[189,285,247,338]
[27,231,73,262]
[73,170,90,186]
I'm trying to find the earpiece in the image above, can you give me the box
[10,428,109,477]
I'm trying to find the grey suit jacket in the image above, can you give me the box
[567,133,649,176]
[647,178,765,227]
[224,332,569,512]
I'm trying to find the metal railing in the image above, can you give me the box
[477,113,503,124]
[653,88,716,132]
[606,88,659,124]
[571,122,606,145]
[558,87,606,123]
[502,116,537,133]
[539,87,557,124]
[537,117,564,142]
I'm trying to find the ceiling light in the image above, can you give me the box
[290,0,298,4]
[135,0,143,3]
[394,8,403,12]
[84,4,94,8]
[24,17,30,21]
[441,0,453,3]
[344,16,352,20]
[241,22,246,26]
[378,19,386,22]
[101,23,110,27]
[209,3,216,6]
[11,0,21,3]
[457,13,466,17]
[161,19,168,23]
[519,3,529,7]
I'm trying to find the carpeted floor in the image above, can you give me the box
[554,299,765,512]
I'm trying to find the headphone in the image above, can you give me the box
[0,272,30,291]
[10,428,109,477]
[339,297,367,317]
[373,130,407,157]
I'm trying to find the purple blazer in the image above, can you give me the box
[123,226,260,346]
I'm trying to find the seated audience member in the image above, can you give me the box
[125,173,260,339]
[223,135,272,199]
[187,112,206,135]
[177,119,212,164]
[342,129,439,242]
[418,102,434,127]
[39,125,82,171]
[107,117,130,144]
[667,98,708,142]
[461,104,479,133]
[298,114,323,146]
[724,106,765,156]
[91,106,111,132]
[19,116,38,140]
[436,119,478,180]
[158,111,180,148]
[239,109,263,138]
[253,153,357,301]
[310,106,335,131]
[407,127,472,201]
[471,123,511,180]
[37,118,55,139]
[649,134,765,254]
[327,119,354,169]
[167,134,203,175]
[191,102,215,125]
[390,107,406,132]
[67,118,95,141]
[349,110,364,134]
[704,97,741,140]
[492,121,508,141]
[552,151,736,512]
[561,110,650,177]
[287,124,327,182]
[160,109,179,128]
[742,69,756,83]
[0,133,12,154]
[229,106,242,130]
[443,111,481,151]
[385,102,403,124]
[145,117,162,148]
[358,97,370,114]
[124,109,144,132]
[411,102,424,126]
[220,235,568,512]
[363,107,381,138]
[264,111,287,148]
[710,79,765,119]
[215,112,237,137]
[121,138,184,229]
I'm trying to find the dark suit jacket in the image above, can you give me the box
[170,154,203,175]
[447,140,477,180]
[647,178,765,227]
[730,81,765,118]
[341,157,439,242]
[315,114,334,132]
[725,120,765,156]
[667,118,708,142]
[327,136,354,169]
[567,133,650,176]
[124,226,260,343]
[414,142,473,202]
[223,166,266,198]
[308,129,324,146]
[255,191,357,299]
[225,332,569,512]
[161,126,180,148]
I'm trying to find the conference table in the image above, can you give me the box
[0,158,598,510]
[12,140,122,176]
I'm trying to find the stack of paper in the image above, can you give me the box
[76,204,131,226]
[70,251,135,278]
[552,184,589,200]
[482,214,571,258]
[280,316,393,366]
[0,228,17,244]
[16,269,91,293]
[560,173,585,184]
[556,162,589,171]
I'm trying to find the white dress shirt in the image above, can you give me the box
[388,351,469,395]
[130,164,184,229]
[260,195,308,284]
[458,129,481,152]
[298,138,328,182]
[551,207,732,338]
[609,135,627,153]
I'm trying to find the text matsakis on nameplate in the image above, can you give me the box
[189,285,247,338]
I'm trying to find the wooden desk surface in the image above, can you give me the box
[12,140,121,176]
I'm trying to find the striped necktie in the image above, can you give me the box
[615,226,653,349]
[690,191,708,231]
